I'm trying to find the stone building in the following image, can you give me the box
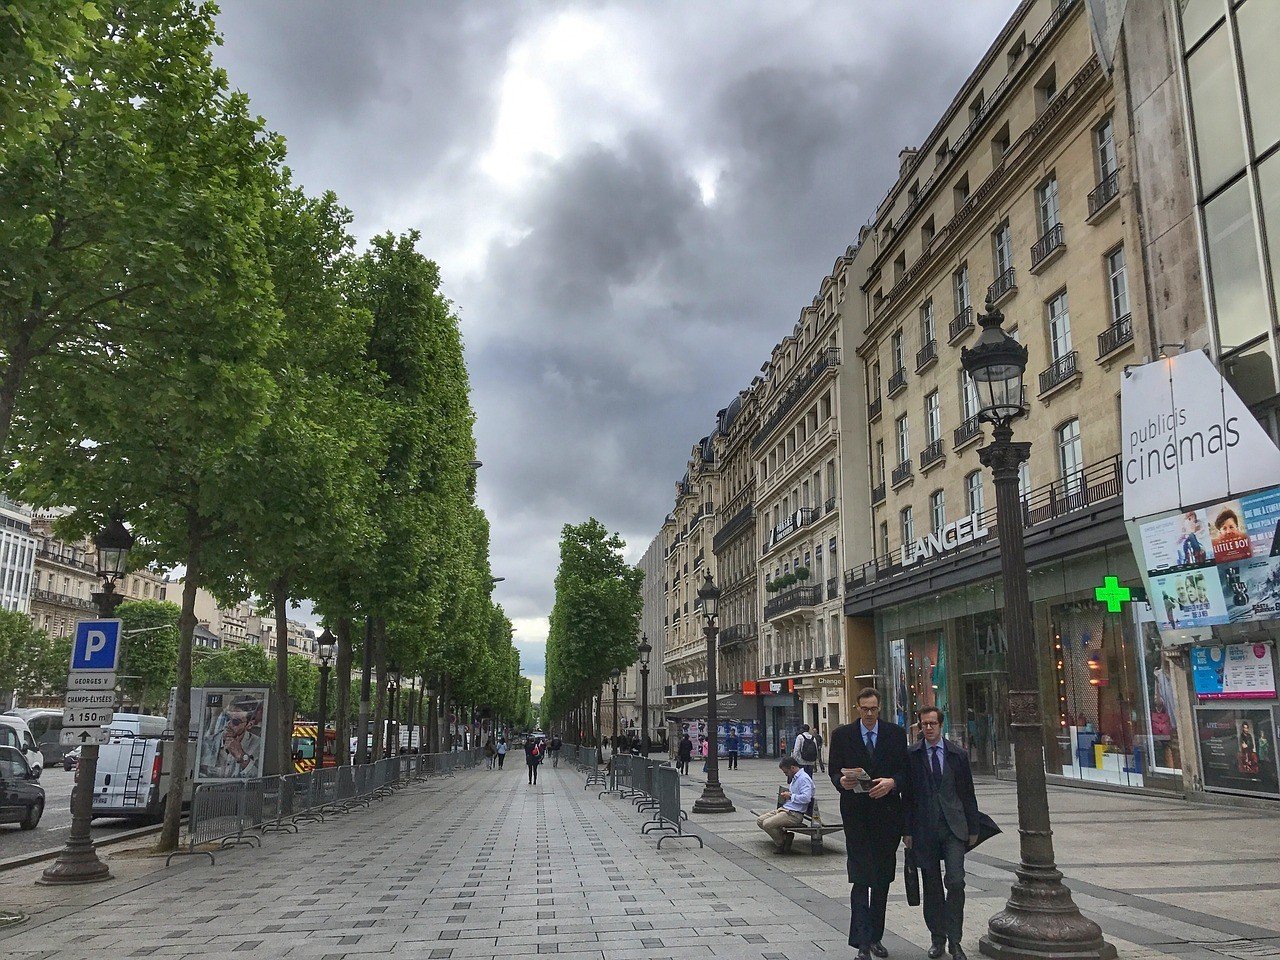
[0,496,35,615]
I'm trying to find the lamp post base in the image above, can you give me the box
[37,846,111,885]
[692,782,735,814]
[979,866,1115,960]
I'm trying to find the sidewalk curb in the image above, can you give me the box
[0,824,162,873]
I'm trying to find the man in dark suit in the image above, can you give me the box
[904,706,980,960]
[829,686,908,960]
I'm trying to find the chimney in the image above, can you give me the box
[898,147,918,177]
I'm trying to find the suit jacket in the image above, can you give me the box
[829,720,908,884]
[903,738,980,846]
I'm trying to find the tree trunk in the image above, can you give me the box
[273,582,290,776]
[158,539,200,852]
[371,618,387,760]
[335,616,352,765]
[441,672,452,751]
[357,616,372,763]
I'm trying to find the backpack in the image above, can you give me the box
[799,734,818,762]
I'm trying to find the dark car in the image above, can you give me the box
[0,744,44,830]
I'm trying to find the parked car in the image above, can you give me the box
[0,744,44,830]
[63,745,81,771]
[0,715,44,777]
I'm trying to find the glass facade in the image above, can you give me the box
[1178,0,1280,433]
[876,544,1179,788]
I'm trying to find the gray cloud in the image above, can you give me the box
[213,0,1014,662]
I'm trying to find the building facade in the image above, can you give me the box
[0,496,35,614]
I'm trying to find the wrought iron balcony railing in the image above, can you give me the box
[1038,350,1079,394]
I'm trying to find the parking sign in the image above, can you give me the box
[70,619,122,671]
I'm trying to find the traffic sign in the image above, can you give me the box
[66,671,116,691]
[70,620,121,671]
[59,728,109,746]
[63,707,114,727]
[65,690,115,711]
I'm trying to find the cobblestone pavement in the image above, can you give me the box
[2,759,1280,959]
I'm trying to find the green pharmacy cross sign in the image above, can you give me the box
[1094,576,1131,613]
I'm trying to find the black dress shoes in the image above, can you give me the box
[928,942,946,959]
[855,951,871,960]
[870,943,889,958]
[949,944,969,960]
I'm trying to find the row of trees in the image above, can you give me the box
[541,520,644,747]
[2,1,530,851]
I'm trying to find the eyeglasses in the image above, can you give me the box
[920,720,941,728]
[857,704,881,713]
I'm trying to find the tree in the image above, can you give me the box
[0,609,53,702]
[116,600,179,712]
[195,645,273,688]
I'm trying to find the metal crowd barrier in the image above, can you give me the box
[170,749,481,865]
[644,765,701,848]
[596,756,699,850]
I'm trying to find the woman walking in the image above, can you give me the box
[484,735,497,771]
[496,738,508,769]
[677,732,693,775]
[524,736,544,785]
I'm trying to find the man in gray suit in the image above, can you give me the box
[903,706,980,960]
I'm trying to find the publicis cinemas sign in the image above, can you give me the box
[900,513,990,567]
[1121,352,1280,519]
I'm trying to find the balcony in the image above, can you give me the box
[814,656,826,671]
[868,396,882,422]
[719,622,758,648]
[915,339,938,372]
[1030,223,1065,272]
[712,503,754,553]
[887,366,908,398]
[891,459,913,488]
[954,415,983,450]
[802,657,813,673]
[1038,350,1080,396]
[987,267,1016,305]
[1097,313,1133,359]
[871,481,886,505]
[826,576,839,601]
[767,506,814,552]
[1088,170,1119,220]
[36,546,95,573]
[824,495,836,514]
[920,438,946,472]
[829,653,841,670]
[30,588,96,611]
[752,345,841,450]
[764,584,824,622]
[948,306,974,343]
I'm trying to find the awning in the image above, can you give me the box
[665,692,757,721]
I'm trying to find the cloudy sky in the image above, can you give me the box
[213,0,1014,697]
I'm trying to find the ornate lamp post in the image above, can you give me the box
[610,668,621,755]
[692,573,734,814]
[316,630,334,767]
[41,516,134,885]
[387,662,401,757]
[638,635,652,756]
[962,299,1114,960]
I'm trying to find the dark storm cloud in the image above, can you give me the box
[213,1,1015,657]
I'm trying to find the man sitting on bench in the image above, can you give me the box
[756,755,814,854]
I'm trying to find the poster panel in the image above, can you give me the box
[194,687,269,781]
[717,720,758,758]
[890,639,908,728]
[1195,706,1279,797]
[1149,568,1230,630]
[1191,643,1276,700]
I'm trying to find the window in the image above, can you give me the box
[894,252,907,281]
[1239,0,1280,154]
[925,391,941,444]
[1106,247,1130,322]
[869,360,881,400]
[1018,461,1031,502]
[1036,175,1061,236]
[992,121,1011,161]
[1057,418,1084,494]
[891,330,905,371]
[1007,32,1027,69]
[875,440,885,484]
[896,415,910,465]
[1204,178,1269,349]
[935,139,950,168]
[879,521,890,558]
[922,217,936,247]
[960,369,979,421]
[953,264,970,313]
[1036,64,1057,111]
[954,174,970,211]
[900,507,915,546]
[1047,290,1072,361]
[1095,116,1117,181]
[969,90,985,122]
[929,490,946,535]
[920,299,935,345]
[994,222,1013,276]
[965,471,985,515]
[1186,25,1246,194]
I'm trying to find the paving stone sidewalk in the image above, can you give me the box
[3,758,1280,960]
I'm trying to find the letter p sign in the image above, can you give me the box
[71,620,121,671]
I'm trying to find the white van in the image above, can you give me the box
[0,715,45,777]
[92,717,192,822]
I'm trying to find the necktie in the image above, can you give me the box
[931,745,942,781]
[865,729,875,752]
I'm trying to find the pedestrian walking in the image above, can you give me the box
[484,735,497,771]
[904,707,980,960]
[725,727,741,770]
[830,687,907,960]
[677,733,693,775]
[549,733,563,767]
[524,735,544,785]
[816,728,826,773]
[496,738,507,769]
[756,756,813,853]
[793,724,820,778]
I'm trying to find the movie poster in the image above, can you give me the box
[1191,643,1276,700]
[717,720,758,758]
[195,688,269,781]
[1149,568,1230,630]
[1195,707,1279,797]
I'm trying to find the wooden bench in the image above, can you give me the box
[776,789,843,855]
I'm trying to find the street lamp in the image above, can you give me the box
[317,629,334,768]
[637,634,652,756]
[610,668,621,756]
[692,573,733,814]
[41,516,134,885]
[387,662,401,757]
[962,299,1113,960]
